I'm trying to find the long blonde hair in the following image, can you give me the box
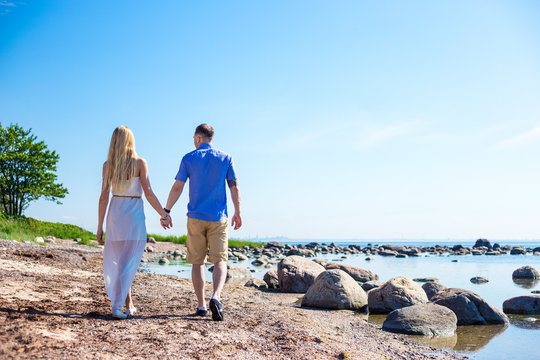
[105,126,138,190]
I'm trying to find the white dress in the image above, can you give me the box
[103,177,147,311]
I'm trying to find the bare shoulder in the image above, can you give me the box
[137,157,148,166]
[136,157,147,176]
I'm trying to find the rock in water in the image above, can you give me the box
[277,256,325,293]
[512,266,540,279]
[382,303,457,336]
[368,276,428,314]
[301,270,367,310]
[503,295,540,315]
[226,265,252,280]
[431,288,509,325]
[263,269,279,289]
[362,280,384,291]
[422,282,447,300]
[158,257,169,265]
[324,262,379,282]
[470,276,489,284]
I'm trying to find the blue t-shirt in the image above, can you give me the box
[175,143,237,221]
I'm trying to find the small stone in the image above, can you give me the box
[244,278,268,289]
[147,236,156,243]
[158,257,169,265]
[34,237,45,243]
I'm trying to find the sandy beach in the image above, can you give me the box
[0,239,466,360]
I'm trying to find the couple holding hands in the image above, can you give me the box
[97,124,241,320]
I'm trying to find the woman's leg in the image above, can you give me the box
[124,288,133,309]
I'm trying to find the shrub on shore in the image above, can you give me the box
[0,215,95,242]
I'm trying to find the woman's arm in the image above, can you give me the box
[97,162,111,244]
[138,158,169,220]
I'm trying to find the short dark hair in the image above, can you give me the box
[195,124,214,140]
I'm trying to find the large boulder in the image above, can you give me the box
[382,303,457,336]
[431,288,509,325]
[277,256,325,293]
[324,262,379,282]
[368,276,428,314]
[503,295,540,315]
[263,269,279,289]
[422,282,447,300]
[301,270,368,310]
[473,239,491,248]
[512,266,540,279]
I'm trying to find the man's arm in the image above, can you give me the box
[166,180,185,211]
[228,179,242,230]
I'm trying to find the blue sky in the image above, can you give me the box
[1,1,540,240]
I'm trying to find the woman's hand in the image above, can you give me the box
[160,215,172,229]
[97,228,104,244]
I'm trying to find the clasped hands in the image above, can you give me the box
[160,214,172,229]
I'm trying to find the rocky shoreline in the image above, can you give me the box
[0,239,469,360]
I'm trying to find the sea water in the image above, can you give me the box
[141,241,540,360]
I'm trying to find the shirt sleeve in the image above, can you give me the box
[226,156,237,181]
[175,157,188,182]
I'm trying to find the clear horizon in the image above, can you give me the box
[2,1,540,240]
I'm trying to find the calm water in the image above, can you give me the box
[141,242,540,360]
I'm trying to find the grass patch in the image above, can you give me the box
[0,215,95,242]
[148,233,266,248]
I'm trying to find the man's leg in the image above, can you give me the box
[186,218,209,311]
[192,264,206,308]
[212,261,227,299]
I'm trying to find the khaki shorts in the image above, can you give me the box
[186,217,228,265]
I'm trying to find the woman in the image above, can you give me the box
[97,126,170,319]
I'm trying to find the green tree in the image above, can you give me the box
[0,123,68,216]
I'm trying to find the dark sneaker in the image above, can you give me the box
[209,298,223,321]
[195,308,208,317]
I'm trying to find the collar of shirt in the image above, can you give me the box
[197,143,212,150]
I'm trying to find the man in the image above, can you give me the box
[162,124,242,321]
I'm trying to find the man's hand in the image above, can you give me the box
[231,213,242,230]
[160,215,172,229]
[96,228,104,245]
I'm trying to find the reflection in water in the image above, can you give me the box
[509,315,540,330]
[367,313,507,353]
[453,324,507,352]
[512,278,539,289]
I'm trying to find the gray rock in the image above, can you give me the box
[312,258,327,266]
[301,270,368,310]
[422,282,447,300]
[382,303,457,336]
[324,262,379,283]
[34,237,45,243]
[503,295,540,315]
[413,277,439,283]
[368,276,429,314]
[512,265,540,279]
[263,269,279,289]
[251,258,268,266]
[244,278,268,289]
[145,245,155,253]
[431,288,509,325]
[277,256,325,293]
[158,257,169,265]
[45,236,55,243]
[510,247,527,255]
[361,280,384,291]
[226,265,253,280]
[470,276,489,284]
[147,236,156,243]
